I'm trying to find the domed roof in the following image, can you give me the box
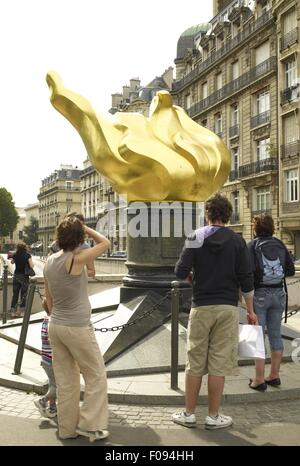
[177,23,210,59]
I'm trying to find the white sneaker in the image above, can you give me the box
[205,413,233,430]
[76,427,109,443]
[33,398,47,417]
[172,411,196,428]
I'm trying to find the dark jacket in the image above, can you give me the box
[175,226,253,307]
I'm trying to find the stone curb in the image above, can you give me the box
[1,374,300,406]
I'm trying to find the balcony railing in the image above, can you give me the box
[187,57,276,117]
[172,10,273,92]
[239,157,278,178]
[281,141,300,159]
[281,85,299,105]
[280,28,298,51]
[229,124,239,138]
[251,208,272,217]
[230,212,240,224]
[250,110,270,129]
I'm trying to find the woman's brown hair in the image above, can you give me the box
[16,241,28,252]
[252,213,274,237]
[55,216,85,251]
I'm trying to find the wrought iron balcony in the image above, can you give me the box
[230,212,240,224]
[229,170,239,182]
[187,57,276,117]
[280,28,298,51]
[229,124,239,138]
[172,11,273,93]
[239,157,278,178]
[281,141,300,159]
[251,209,271,217]
[250,110,270,129]
[281,85,299,105]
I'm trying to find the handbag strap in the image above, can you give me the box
[68,255,75,274]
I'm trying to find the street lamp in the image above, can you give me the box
[104,187,114,257]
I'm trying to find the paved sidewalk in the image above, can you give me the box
[0,386,300,445]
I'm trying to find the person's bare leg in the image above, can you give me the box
[185,374,202,414]
[250,359,265,386]
[207,375,225,416]
[266,351,283,380]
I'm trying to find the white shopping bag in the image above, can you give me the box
[238,324,265,359]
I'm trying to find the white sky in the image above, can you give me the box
[0,0,212,207]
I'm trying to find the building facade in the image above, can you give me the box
[109,67,174,116]
[80,158,127,254]
[37,165,81,255]
[273,0,300,257]
[172,0,300,257]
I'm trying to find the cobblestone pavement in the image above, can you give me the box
[0,386,300,429]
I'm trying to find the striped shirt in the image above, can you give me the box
[41,317,52,365]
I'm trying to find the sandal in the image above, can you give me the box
[265,378,281,387]
[248,379,267,391]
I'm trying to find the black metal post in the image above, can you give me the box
[13,279,36,374]
[2,264,8,325]
[171,280,180,390]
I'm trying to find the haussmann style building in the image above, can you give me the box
[171,0,300,258]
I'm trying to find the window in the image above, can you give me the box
[256,89,270,114]
[214,113,222,135]
[231,147,239,171]
[256,138,270,161]
[185,93,191,109]
[285,59,297,88]
[202,82,208,99]
[201,119,207,128]
[65,181,73,190]
[283,113,299,144]
[255,41,270,66]
[231,104,239,126]
[255,186,271,211]
[261,0,270,16]
[232,191,240,214]
[282,8,297,34]
[285,169,299,202]
[232,61,239,81]
[216,73,222,91]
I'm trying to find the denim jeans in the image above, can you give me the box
[254,287,286,352]
[11,274,29,309]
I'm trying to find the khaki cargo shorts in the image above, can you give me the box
[185,305,239,377]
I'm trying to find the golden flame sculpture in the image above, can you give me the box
[46,71,230,201]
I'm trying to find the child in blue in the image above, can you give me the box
[34,298,57,418]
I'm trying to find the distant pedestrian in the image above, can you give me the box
[44,216,110,441]
[34,298,57,419]
[9,241,35,318]
[172,193,257,430]
[248,213,295,390]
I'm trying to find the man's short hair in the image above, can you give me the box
[205,193,233,224]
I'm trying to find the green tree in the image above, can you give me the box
[0,188,19,238]
[24,216,39,245]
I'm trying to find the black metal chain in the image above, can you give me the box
[94,291,172,333]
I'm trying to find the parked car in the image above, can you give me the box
[110,251,127,258]
[7,250,16,260]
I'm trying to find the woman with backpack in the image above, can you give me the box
[248,213,295,391]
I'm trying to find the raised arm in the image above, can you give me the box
[75,226,110,265]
